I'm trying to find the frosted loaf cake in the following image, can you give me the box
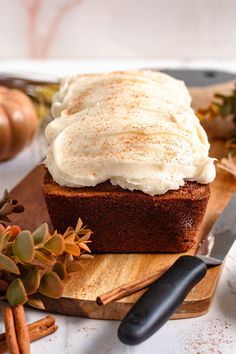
[43,70,215,252]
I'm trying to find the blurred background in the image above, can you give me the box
[1,0,236,191]
[0,0,235,60]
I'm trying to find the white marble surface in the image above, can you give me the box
[0,60,236,354]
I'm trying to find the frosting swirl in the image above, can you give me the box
[45,70,215,196]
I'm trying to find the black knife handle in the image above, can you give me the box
[118,255,207,345]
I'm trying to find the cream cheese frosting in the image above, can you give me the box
[44,70,216,196]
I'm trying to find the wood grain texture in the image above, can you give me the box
[8,140,236,320]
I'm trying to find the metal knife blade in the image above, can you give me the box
[197,192,236,265]
[118,193,236,345]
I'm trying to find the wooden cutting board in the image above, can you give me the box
[8,141,236,320]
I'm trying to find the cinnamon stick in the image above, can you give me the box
[96,264,171,306]
[24,315,55,333]
[13,305,30,354]
[3,307,19,354]
[0,315,57,353]
[29,324,58,343]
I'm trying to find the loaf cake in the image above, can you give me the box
[43,70,215,253]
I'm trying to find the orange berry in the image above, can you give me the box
[7,224,21,237]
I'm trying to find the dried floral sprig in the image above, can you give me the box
[218,155,236,177]
[28,83,59,125]
[197,83,236,155]
[197,84,236,120]
[0,190,24,223]
[0,218,93,309]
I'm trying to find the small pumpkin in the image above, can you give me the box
[0,86,38,161]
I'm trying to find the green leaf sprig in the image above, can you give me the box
[0,219,93,309]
